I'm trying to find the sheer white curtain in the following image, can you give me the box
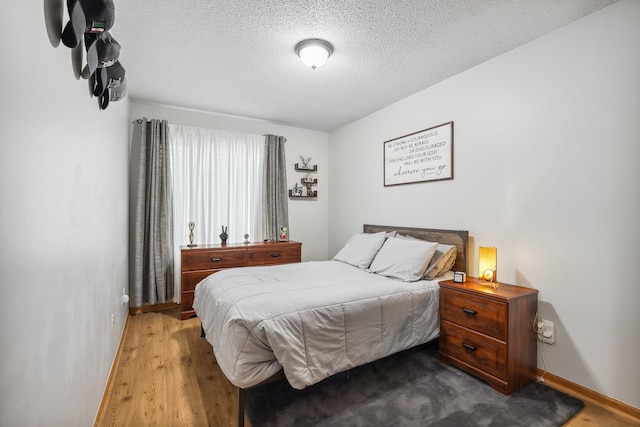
[168,124,264,300]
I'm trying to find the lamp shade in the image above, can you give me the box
[295,39,333,70]
[478,246,497,282]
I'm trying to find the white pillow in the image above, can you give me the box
[369,236,438,281]
[423,244,457,280]
[333,232,386,269]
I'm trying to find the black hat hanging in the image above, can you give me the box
[61,0,115,48]
[47,0,126,109]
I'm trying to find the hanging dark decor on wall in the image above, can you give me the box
[44,0,127,110]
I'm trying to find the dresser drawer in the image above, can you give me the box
[440,320,507,380]
[440,287,507,340]
[182,249,246,271]
[182,270,217,292]
[247,246,301,266]
[181,291,195,313]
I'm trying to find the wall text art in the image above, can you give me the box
[383,121,453,186]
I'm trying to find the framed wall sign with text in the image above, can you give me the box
[383,121,453,186]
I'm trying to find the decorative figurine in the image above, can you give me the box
[303,180,313,196]
[187,221,197,247]
[244,233,250,244]
[279,227,288,242]
[293,182,302,196]
[299,155,312,169]
[219,226,228,245]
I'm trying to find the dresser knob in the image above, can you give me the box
[462,307,477,316]
[210,258,221,262]
[270,253,281,258]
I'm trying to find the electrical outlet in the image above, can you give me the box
[111,314,115,333]
[537,319,555,344]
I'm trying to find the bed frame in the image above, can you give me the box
[233,225,469,427]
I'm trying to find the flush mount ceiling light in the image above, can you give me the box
[295,38,333,70]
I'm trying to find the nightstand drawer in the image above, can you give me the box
[182,249,246,271]
[440,287,507,341]
[247,247,301,266]
[440,320,507,380]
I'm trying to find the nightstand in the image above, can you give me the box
[438,277,538,394]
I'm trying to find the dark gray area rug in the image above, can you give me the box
[245,342,584,427]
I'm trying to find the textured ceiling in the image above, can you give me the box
[114,0,616,131]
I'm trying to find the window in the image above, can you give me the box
[168,124,264,298]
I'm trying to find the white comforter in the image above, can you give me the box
[193,260,440,390]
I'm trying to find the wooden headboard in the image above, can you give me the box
[363,224,469,274]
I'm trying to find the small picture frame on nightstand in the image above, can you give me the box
[453,271,466,283]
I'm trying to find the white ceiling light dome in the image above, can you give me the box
[295,39,334,70]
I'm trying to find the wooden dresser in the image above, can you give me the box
[438,277,538,394]
[180,241,302,320]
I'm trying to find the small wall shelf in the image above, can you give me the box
[295,163,317,172]
[291,161,318,199]
[289,189,317,199]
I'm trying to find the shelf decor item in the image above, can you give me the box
[292,183,303,196]
[299,155,313,169]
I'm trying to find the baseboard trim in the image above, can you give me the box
[129,302,180,315]
[537,368,640,422]
[93,313,131,426]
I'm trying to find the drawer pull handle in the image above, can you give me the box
[462,307,477,316]
[210,258,222,262]
[270,253,281,258]
[462,342,477,351]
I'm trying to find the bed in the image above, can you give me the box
[193,224,468,426]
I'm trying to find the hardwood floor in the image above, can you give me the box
[96,308,240,426]
[95,308,640,427]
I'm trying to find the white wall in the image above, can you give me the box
[0,4,130,426]
[328,0,640,409]
[129,101,330,261]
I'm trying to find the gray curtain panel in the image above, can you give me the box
[132,118,174,307]
[262,134,289,241]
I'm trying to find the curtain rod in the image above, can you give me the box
[133,121,284,141]
[132,118,158,124]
